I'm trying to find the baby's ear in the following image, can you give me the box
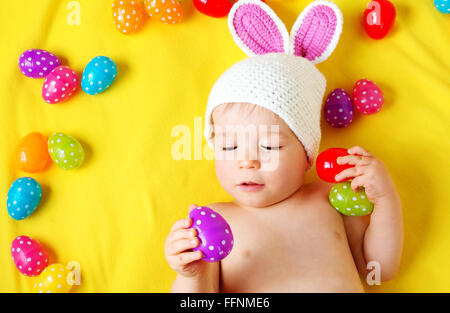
[228,0,289,56]
[289,0,343,64]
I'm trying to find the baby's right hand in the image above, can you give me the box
[165,204,206,278]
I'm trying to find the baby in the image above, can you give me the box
[165,0,403,292]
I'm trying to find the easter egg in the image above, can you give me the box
[81,56,117,95]
[11,236,49,276]
[316,148,354,183]
[329,182,374,216]
[42,66,79,104]
[193,0,232,18]
[363,0,396,40]
[189,206,234,262]
[112,0,146,34]
[324,88,354,128]
[434,0,450,13]
[352,79,384,115]
[33,264,73,293]
[48,133,85,170]
[18,49,61,78]
[144,0,183,24]
[16,132,51,173]
[193,0,265,18]
[7,177,42,220]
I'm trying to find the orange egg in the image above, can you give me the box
[112,0,146,35]
[144,0,183,24]
[16,132,51,173]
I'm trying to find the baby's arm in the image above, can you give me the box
[165,205,220,292]
[336,146,404,282]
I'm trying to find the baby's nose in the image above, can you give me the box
[239,158,260,170]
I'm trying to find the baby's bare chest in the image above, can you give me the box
[218,204,363,292]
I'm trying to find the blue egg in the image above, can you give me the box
[6,177,42,220]
[81,56,117,95]
[435,0,450,13]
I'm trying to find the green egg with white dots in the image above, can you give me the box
[48,133,84,170]
[329,182,374,216]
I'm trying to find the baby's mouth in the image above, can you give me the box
[237,181,265,191]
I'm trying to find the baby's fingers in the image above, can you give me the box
[174,251,203,267]
[171,217,192,232]
[350,176,368,193]
[348,146,373,157]
[335,165,368,182]
[168,237,200,256]
[337,155,372,166]
[171,228,197,242]
[188,204,199,213]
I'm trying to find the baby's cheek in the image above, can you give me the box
[215,159,236,187]
[275,151,307,187]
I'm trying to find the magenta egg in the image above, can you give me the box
[18,49,61,78]
[324,88,354,128]
[189,206,234,262]
[11,235,49,276]
[42,66,79,104]
[352,79,384,115]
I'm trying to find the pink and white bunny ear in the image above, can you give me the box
[289,0,343,64]
[228,0,289,57]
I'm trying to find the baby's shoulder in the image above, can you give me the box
[206,202,234,213]
[301,180,334,199]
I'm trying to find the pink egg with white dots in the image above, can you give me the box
[352,79,384,115]
[11,235,49,276]
[42,66,79,104]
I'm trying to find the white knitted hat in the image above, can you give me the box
[204,0,343,167]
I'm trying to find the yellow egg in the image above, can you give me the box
[32,264,73,293]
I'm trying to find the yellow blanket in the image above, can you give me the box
[1,0,449,292]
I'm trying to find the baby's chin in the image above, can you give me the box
[232,191,289,209]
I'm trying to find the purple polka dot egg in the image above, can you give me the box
[324,88,354,128]
[189,206,234,262]
[18,49,61,78]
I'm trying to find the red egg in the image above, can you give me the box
[316,148,354,183]
[42,66,79,104]
[363,0,396,40]
[193,0,265,18]
[11,236,49,277]
[352,79,384,115]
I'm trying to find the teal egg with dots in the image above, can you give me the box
[7,177,42,220]
[81,56,117,95]
[48,133,85,170]
[329,182,374,216]
[434,0,450,13]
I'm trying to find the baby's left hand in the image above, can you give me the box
[334,146,397,205]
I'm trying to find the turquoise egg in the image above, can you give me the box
[435,0,450,13]
[81,56,117,95]
[434,0,450,13]
[7,177,42,220]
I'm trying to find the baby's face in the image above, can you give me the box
[212,103,309,208]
